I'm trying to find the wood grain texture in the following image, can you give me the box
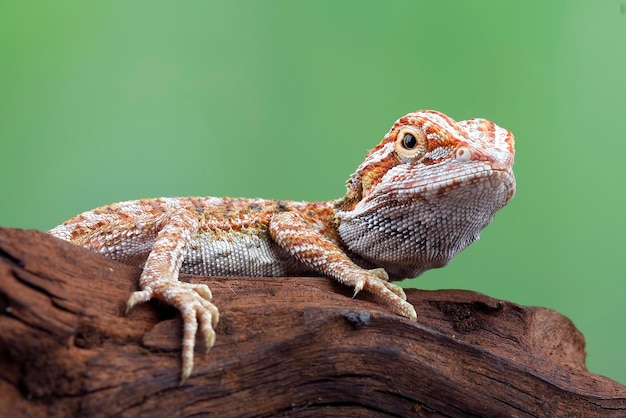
[1,227,624,417]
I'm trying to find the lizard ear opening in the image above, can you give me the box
[395,127,427,161]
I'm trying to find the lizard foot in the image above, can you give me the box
[126,281,219,383]
[352,268,417,321]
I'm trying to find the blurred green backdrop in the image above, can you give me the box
[1,1,624,384]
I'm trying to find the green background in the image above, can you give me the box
[1,1,625,385]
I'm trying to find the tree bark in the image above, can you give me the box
[0,227,624,417]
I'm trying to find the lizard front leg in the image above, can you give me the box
[125,208,219,383]
[268,212,417,321]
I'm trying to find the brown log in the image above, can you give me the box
[0,227,624,417]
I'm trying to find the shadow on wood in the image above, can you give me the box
[0,227,624,417]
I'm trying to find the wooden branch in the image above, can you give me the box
[0,227,624,417]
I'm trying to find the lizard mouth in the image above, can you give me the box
[377,162,515,199]
[488,160,515,172]
[344,165,516,222]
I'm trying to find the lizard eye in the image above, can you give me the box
[395,127,426,161]
[402,134,418,149]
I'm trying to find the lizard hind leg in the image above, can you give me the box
[125,207,220,383]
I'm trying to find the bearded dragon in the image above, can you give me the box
[49,110,516,381]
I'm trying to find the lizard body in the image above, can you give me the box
[49,110,516,381]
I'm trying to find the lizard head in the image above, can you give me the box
[336,110,516,279]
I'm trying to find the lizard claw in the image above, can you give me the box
[353,268,388,297]
[126,289,152,314]
[353,280,364,297]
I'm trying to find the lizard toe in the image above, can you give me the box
[125,289,153,314]
[179,303,199,384]
[360,272,417,321]
[183,282,213,300]
[384,281,408,300]
[397,300,418,321]
[198,308,217,352]
[177,294,219,383]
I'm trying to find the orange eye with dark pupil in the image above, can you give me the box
[402,134,417,149]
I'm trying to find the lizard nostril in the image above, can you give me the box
[455,147,472,162]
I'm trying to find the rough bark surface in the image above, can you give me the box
[0,227,624,417]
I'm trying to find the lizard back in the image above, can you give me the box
[50,197,338,277]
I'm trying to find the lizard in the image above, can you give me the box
[49,110,516,382]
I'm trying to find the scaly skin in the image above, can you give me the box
[49,110,516,382]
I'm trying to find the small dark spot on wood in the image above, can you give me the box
[343,311,371,327]
[432,301,482,333]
